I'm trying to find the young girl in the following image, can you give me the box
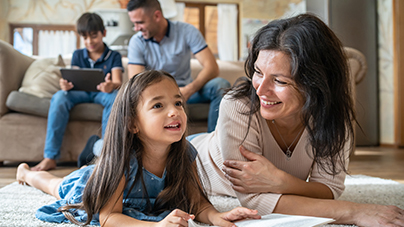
[17,70,260,227]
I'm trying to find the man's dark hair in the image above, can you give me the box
[126,0,162,13]
[76,12,105,36]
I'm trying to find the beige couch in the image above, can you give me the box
[0,40,245,163]
[0,40,367,164]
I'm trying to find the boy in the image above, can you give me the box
[32,12,123,171]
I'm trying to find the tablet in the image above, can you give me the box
[60,68,105,92]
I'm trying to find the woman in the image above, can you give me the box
[190,14,404,226]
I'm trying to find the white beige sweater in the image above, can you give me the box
[191,94,350,215]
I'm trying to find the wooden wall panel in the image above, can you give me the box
[393,0,404,147]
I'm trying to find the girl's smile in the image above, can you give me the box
[136,77,187,147]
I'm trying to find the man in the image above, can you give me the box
[78,0,230,167]
[126,0,230,132]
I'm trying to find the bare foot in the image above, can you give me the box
[31,158,57,171]
[16,163,30,185]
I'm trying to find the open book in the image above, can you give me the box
[188,213,334,227]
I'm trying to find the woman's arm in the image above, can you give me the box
[222,145,334,199]
[218,96,342,199]
[274,194,404,227]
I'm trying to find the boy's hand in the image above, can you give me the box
[212,207,260,227]
[97,73,115,93]
[59,78,73,91]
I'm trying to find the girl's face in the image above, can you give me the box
[135,77,187,147]
[252,50,304,123]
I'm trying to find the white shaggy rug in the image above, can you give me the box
[0,175,403,227]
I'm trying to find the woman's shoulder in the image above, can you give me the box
[222,92,251,110]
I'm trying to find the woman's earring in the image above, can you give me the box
[132,127,139,134]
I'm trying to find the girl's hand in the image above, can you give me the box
[212,207,260,227]
[59,78,73,91]
[222,145,286,194]
[156,209,195,227]
[352,203,404,227]
[97,73,115,93]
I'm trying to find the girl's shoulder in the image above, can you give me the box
[186,140,198,161]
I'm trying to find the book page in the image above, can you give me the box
[188,213,334,227]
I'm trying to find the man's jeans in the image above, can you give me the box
[186,77,230,132]
[43,90,117,160]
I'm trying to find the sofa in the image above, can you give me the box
[0,40,367,164]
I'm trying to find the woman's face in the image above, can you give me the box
[252,50,304,123]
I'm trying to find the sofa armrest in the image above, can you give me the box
[190,59,245,85]
[344,47,367,85]
[0,40,34,117]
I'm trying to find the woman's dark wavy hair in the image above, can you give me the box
[59,70,210,225]
[230,13,356,175]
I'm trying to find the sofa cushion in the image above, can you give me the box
[6,91,103,121]
[0,40,35,116]
[18,55,65,98]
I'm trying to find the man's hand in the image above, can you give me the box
[179,86,194,102]
[97,73,115,93]
[59,78,73,91]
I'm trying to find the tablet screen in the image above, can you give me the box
[60,68,105,92]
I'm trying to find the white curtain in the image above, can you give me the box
[38,30,77,57]
[217,3,238,61]
[171,2,185,21]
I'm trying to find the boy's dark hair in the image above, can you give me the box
[76,12,105,36]
[126,0,162,14]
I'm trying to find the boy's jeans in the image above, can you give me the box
[186,77,230,132]
[43,90,117,160]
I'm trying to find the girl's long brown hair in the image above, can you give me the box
[59,70,210,226]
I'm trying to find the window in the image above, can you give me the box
[179,2,239,59]
[9,23,80,56]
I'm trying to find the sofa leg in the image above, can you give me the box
[0,161,3,166]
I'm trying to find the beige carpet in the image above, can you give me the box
[0,175,403,227]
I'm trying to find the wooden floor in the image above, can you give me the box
[1,146,403,189]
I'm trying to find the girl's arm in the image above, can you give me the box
[99,176,194,227]
[192,161,260,227]
[99,175,153,226]
[196,205,260,227]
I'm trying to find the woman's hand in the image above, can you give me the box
[59,78,73,91]
[97,73,115,93]
[211,207,260,227]
[352,203,404,227]
[156,209,195,227]
[222,145,286,194]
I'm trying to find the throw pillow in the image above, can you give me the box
[18,55,65,98]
